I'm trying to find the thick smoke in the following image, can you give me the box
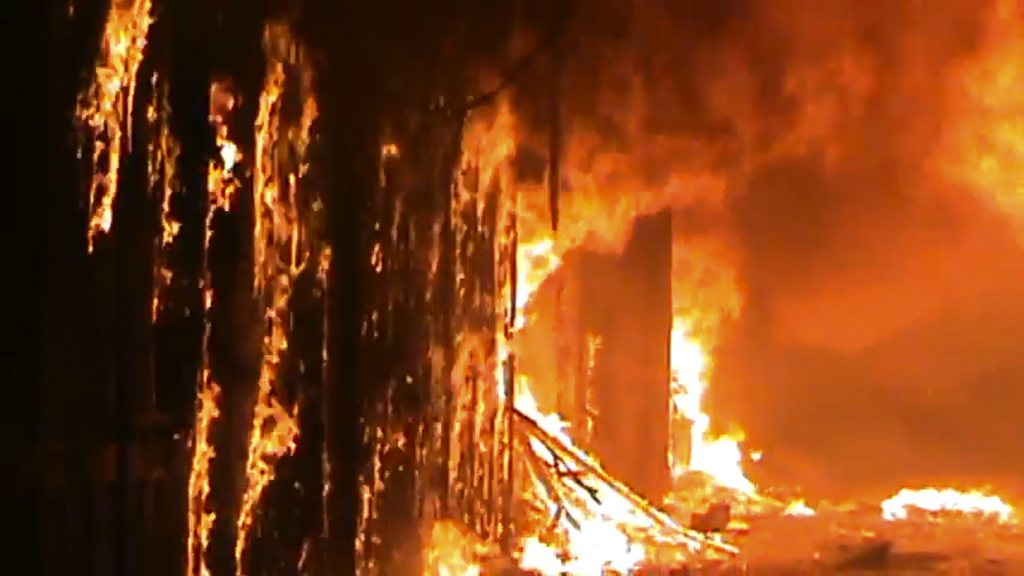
[518,0,1024,499]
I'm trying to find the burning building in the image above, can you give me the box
[27,0,1024,574]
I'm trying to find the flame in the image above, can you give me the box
[940,0,1024,233]
[423,521,491,576]
[881,487,1015,523]
[187,380,221,576]
[381,142,400,159]
[149,74,180,323]
[455,97,738,573]
[252,54,285,294]
[669,317,753,494]
[235,24,315,572]
[79,0,153,251]
[513,381,736,574]
[208,82,242,226]
[514,239,563,330]
[185,80,237,576]
[783,499,816,517]
[515,384,649,574]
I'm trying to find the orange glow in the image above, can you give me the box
[381,142,400,159]
[881,487,1015,523]
[514,239,563,331]
[79,0,153,252]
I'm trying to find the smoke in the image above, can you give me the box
[516,0,1024,497]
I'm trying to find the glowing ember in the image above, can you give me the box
[78,0,153,251]
[881,488,1015,523]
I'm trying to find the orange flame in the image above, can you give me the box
[184,79,239,576]
[457,98,740,572]
[669,317,753,494]
[939,0,1024,235]
[79,0,153,252]
[252,55,285,294]
[783,498,816,517]
[423,521,492,576]
[187,380,221,576]
[149,74,180,323]
[235,24,316,572]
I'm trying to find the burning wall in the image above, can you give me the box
[45,0,1024,573]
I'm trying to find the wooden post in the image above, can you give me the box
[587,210,672,501]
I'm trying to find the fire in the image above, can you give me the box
[940,0,1024,233]
[208,82,242,223]
[455,96,740,573]
[186,380,221,576]
[252,54,285,293]
[783,499,816,517]
[184,79,239,576]
[423,521,491,576]
[235,23,315,572]
[669,317,754,494]
[881,488,1015,523]
[78,0,153,251]
[149,74,180,323]
[514,382,735,574]
[514,384,648,574]
[514,239,563,330]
